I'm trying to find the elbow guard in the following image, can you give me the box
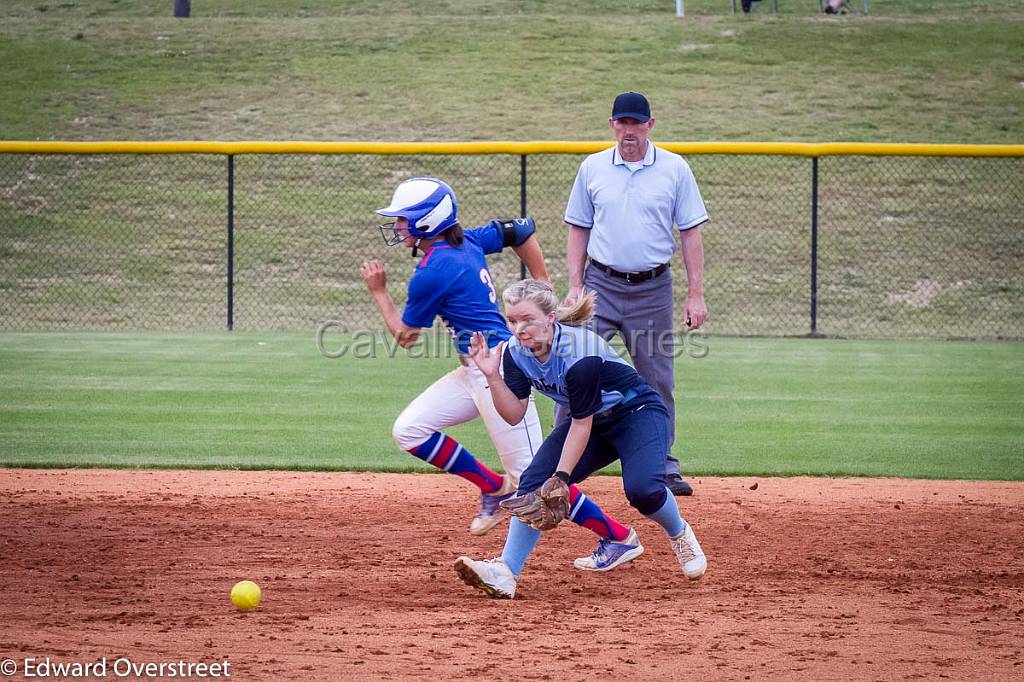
[490,217,536,248]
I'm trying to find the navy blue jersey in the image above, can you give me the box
[502,323,648,419]
[401,224,511,353]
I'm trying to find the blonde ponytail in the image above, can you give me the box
[502,279,596,327]
[555,291,596,326]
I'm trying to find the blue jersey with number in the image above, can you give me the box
[401,224,511,353]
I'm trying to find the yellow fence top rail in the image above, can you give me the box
[1,140,1023,157]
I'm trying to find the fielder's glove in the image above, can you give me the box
[500,475,570,531]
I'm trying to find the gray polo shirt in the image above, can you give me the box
[565,142,708,272]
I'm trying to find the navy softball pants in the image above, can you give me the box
[517,398,671,516]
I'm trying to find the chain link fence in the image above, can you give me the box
[1,147,1021,339]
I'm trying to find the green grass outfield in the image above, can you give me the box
[1,332,1021,480]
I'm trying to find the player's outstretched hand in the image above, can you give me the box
[361,260,387,294]
[468,332,502,379]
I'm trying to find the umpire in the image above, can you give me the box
[559,91,709,497]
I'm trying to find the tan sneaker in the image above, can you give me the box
[468,475,517,535]
[670,524,707,580]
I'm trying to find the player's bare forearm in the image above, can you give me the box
[566,225,591,294]
[511,236,550,284]
[555,415,593,476]
[470,334,527,423]
[371,290,420,349]
[486,378,529,425]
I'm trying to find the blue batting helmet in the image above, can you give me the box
[376,177,459,245]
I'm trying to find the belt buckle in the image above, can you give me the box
[623,271,636,284]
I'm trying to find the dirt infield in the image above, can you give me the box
[2,470,1023,681]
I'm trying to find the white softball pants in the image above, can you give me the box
[391,360,541,483]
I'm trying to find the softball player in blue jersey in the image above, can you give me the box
[363,179,641,551]
[455,278,707,598]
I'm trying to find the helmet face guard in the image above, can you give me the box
[376,178,458,247]
[378,220,407,247]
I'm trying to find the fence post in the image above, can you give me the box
[227,155,235,331]
[810,156,819,336]
[520,154,527,280]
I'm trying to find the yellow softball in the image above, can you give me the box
[230,580,261,610]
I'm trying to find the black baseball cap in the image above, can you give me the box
[610,91,651,122]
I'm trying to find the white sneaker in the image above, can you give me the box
[468,476,517,536]
[670,524,707,580]
[573,528,645,572]
[454,556,517,599]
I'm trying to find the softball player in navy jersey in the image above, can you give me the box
[363,179,640,550]
[455,278,707,598]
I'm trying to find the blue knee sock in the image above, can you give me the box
[500,517,541,577]
[643,488,687,538]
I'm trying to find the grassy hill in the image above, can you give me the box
[2,0,1021,143]
[2,1,1022,338]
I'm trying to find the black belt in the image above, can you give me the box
[589,258,669,284]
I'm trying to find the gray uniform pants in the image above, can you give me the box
[554,264,680,477]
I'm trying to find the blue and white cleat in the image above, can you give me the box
[469,476,517,535]
[573,528,645,572]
